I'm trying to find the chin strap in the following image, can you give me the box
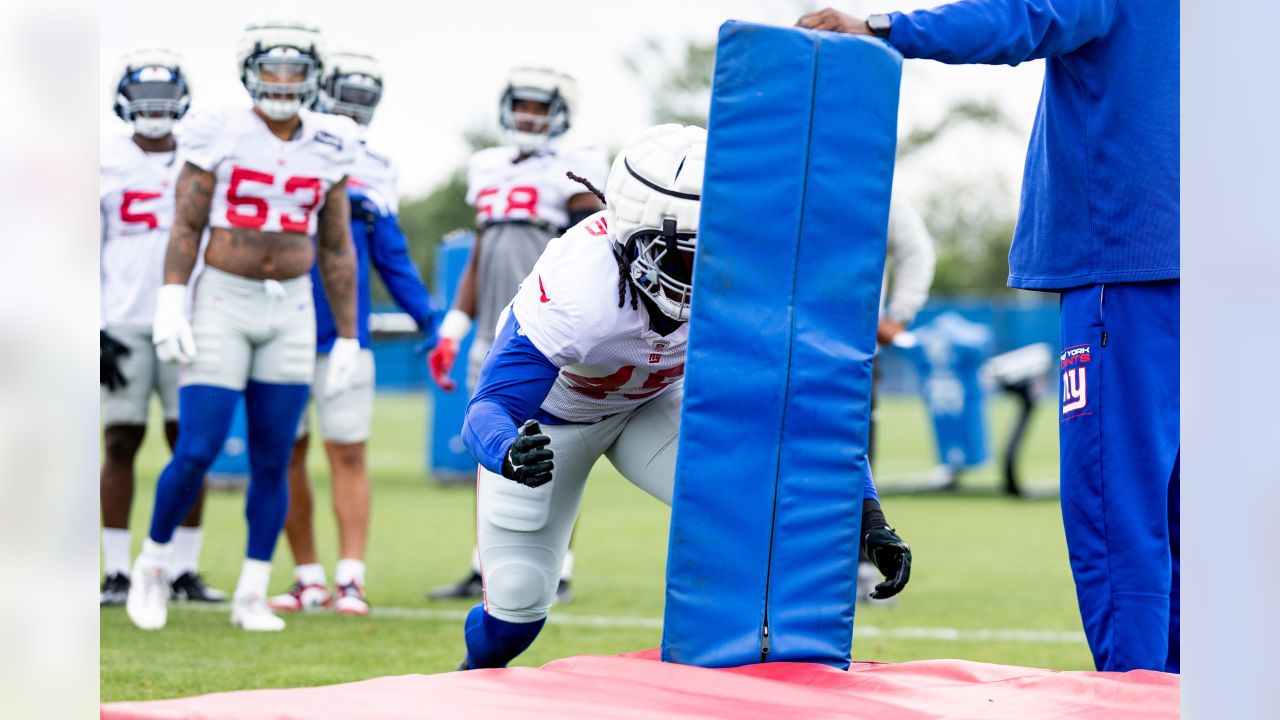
[662,217,679,255]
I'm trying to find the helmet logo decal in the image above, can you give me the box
[624,158,700,201]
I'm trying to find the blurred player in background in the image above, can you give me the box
[800,1,1179,672]
[100,50,226,606]
[427,66,607,603]
[859,193,935,604]
[269,50,438,617]
[457,124,911,669]
[126,20,362,633]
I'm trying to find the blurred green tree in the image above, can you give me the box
[623,38,715,127]
[920,177,1019,295]
[900,99,1022,296]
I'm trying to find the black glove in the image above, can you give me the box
[100,330,131,391]
[861,500,912,599]
[501,420,554,488]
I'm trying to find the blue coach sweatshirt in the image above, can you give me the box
[311,188,437,352]
[886,0,1178,290]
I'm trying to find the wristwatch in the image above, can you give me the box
[867,14,892,39]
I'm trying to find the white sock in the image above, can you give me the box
[295,563,326,587]
[140,538,173,561]
[559,550,575,582]
[170,527,203,577]
[470,547,482,574]
[335,558,365,587]
[235,559,272,599]
[138,539,173,578]
[102,528,132,577]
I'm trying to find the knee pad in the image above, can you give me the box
[484,561,553,619]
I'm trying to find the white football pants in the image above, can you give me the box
[477,383,682,623]
[183,267,315,389]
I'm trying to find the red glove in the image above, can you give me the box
[428,337,460,392]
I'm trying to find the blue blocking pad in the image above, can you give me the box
[662,21,900,669]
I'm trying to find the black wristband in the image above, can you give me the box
[861,498,888,533]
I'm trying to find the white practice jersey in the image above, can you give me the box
[100,131,184,327]
[510,212,688,423]
[348,139,399,215]
[466,141,608,230]
[183,106,360,235]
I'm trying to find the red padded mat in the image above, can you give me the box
[102,649,1179,719]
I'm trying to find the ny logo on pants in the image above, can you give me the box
[1060,344,1091,416]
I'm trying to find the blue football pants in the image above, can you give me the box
[1059,280,1179,673]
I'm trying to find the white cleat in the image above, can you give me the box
[231,593,286,632]
[126,558,170,630]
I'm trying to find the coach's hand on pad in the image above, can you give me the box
[796,7,870,35]
[100,330,131,391]
[153,284,197,364]
[325,338,361,398]
[863,526,913,599]
[502,420,554,488]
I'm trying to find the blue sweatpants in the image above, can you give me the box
[1058,280,1179,673]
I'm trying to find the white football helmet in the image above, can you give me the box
[605,124,707,322]
[113,49,190,139]
[236,20,325,121]
[499,66,576,153]
[316,50,382,126]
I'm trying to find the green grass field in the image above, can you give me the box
[101,392,1090,703]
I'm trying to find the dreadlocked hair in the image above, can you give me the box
[612,243,640,311]
[565,171,606,203]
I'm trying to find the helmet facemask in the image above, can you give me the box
[244,47,320,121]
[319,72,381,126]
[116,65,189,139]
[626,217,696,322]
[499,86,569,153]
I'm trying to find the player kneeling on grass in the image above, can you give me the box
[455,124,912,670]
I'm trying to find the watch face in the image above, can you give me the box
[868,14,892,37]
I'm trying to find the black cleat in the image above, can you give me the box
[100,572,130,606]
[427,570,484,601]
[170,571,228,603]
[554,579,574,605]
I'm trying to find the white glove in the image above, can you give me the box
[325,337,361,398]
[153,284,196,364]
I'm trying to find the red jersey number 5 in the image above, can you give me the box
[120,190,163,230]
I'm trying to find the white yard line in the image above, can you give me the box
[170,603,1085,644]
